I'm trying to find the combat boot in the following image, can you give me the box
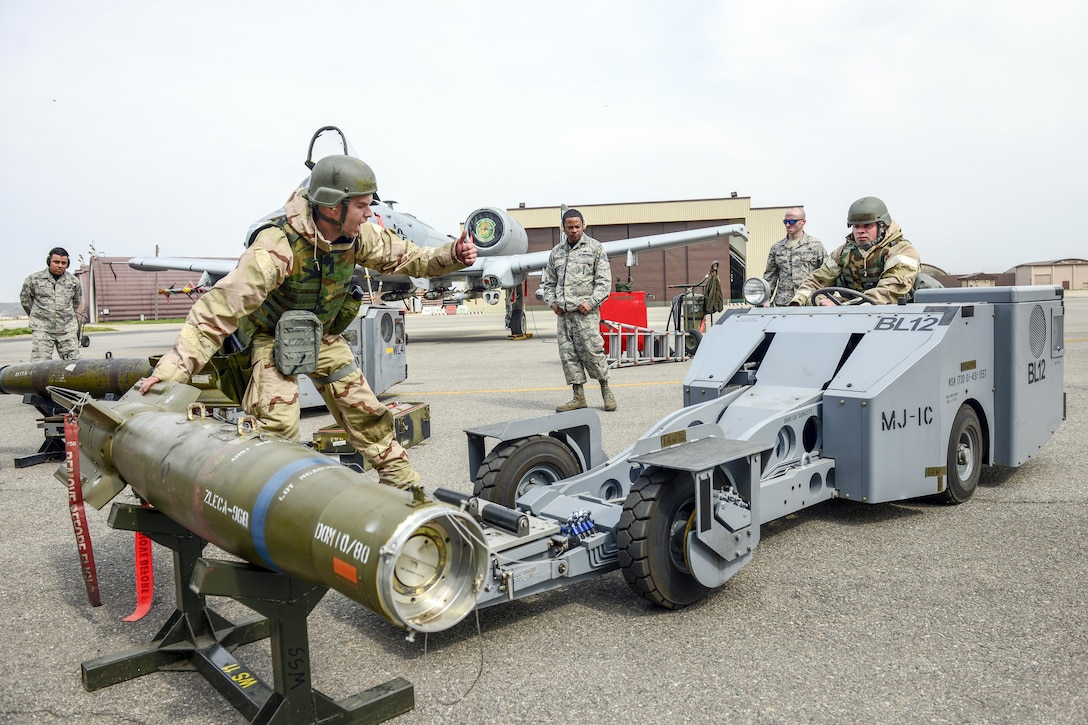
[556,384,587,412]
[600,380,617,412]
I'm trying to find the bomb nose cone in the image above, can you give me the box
[381,509,485,631]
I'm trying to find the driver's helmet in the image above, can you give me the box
[846,196,891,227]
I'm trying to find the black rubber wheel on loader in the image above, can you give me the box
[616,467,711,609]
[473,435,581,508]
[938,404,982,504]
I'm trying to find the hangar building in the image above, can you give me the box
[1013,259,1088,289]
[507,196,794,306]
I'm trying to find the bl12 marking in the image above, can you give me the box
[1028,359,1046,384]
[875,316,939,332]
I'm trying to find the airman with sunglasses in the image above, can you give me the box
[762,207,826,305]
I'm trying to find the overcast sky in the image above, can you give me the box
[1,0,1084,300]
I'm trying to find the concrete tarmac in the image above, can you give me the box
[0,300,1086,724]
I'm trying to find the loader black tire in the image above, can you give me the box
[473,435,582,508]
[616,468,711,609]
[938,405,982,504]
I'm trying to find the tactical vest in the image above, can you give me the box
[247,217,355,335]
[837,241,889,292]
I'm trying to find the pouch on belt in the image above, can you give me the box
[274,310,322,376]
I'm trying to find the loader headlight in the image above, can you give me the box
[742,277,771,307]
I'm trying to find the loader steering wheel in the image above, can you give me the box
[810,287,879,306]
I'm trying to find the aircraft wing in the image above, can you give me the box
[461,223,749,290]
[128,257,237,287]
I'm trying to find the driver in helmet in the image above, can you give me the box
[789,196,919,306]
[140,154,477,489]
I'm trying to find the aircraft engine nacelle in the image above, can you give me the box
[465,207,528,257]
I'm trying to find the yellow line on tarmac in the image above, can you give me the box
[411,380,684,396]
[406,335,1088,400]
[415,336,1088,399]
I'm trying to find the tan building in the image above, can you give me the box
[507,196,797,306]
[1012,259,1088,290]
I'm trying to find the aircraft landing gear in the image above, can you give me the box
[506,282,531,339]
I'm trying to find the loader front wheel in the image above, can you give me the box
[473,435,582,508]
[939,405,982,504]
[616,468,710,609]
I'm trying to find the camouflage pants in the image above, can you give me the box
[30,330,79,361]
[556,309,610,385]
[243,333,419,488]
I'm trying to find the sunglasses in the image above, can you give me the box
[783,219,804,226]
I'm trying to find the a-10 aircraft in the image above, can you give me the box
[128,127,749,336]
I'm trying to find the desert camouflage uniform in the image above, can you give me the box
[791,221,919,306]
[20,268,82,361]
[540,233,612,384]
[151,188,466,487]
[763,232,826,306]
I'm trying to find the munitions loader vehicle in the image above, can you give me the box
[445,285,1064,611]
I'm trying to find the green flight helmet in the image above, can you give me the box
[846,196,892,227]
[304,155,378,208]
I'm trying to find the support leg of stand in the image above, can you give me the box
[192,559,413,724]
[81,504,269,692]
[13,433,66,467]
[81,502,414,724]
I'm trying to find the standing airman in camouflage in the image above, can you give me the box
[791,197,919,306]
[541,209,616,412]
[20,247,83,361]
[139,155,477,488]
[763,207,826,306]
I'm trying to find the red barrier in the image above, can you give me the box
[600,292,648,354]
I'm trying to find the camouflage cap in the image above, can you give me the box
[304,155,378,208]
